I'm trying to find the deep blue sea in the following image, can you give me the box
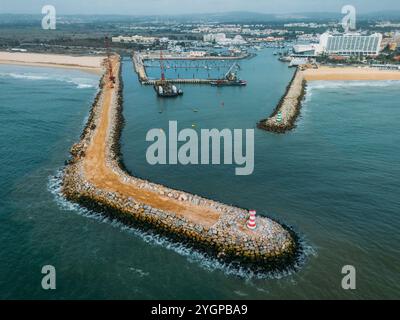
[0,49,399,299]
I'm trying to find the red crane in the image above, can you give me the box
[160,49,165,81]
[104,36,115,86]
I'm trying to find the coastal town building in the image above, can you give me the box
[203,33,227,43]
[382,32,400,51]
[292,44,319,56]
[189,51,207,57]
[317,32,383,56]
[112,35,158,44]
[255,36,285,42]
[230,35,247,45]
[203,33,247,46]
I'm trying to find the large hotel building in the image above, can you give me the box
[317,32,383,56]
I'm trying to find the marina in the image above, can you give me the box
[132,51,248,87]
[1,47,400,299]
[61,54,298,271]
[2,3,400,300]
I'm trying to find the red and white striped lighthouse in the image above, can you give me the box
[247,210,257,230]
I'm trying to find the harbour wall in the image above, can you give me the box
[257,68,307,134]
[143,79,217,85]
[62,56,299,272]
[141,52,251,61]
[132,53,224,85]
[132,52,149,83]
[132,51,251,86]
[257,66,400,134]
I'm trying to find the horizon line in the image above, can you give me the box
[0,9,399,17]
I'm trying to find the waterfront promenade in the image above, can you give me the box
[62,55,297,268]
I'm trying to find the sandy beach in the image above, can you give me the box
[303,66,400,81]
[259,65,400,133]
[0,51,105,74]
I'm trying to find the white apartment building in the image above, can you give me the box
[317,32,382,56]
[189,51,207,57]
[203,33,227,43]
[203,33,246,46]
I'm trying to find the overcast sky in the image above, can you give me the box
[1,0,399,15]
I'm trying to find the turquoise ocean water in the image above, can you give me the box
[0,49,399,299]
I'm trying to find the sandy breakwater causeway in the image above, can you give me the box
[61,55,299,272]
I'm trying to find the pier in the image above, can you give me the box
[258,65,400,134]
[257,68,306,133]
[132,51,245,86]
[142,78,217,85]
[62,55,298,270]
[132,51,149,83]
[141,51,250,61]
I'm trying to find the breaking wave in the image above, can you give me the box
[307,80,400,90]
[0,71,97,89]
[304,80,400,104]
[48,168,315,280]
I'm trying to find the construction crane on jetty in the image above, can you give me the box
[153,50,183,97]
[104,36,115,88]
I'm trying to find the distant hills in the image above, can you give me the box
[166,10,400,22]
[171,11,343,22]
[1,10,400,24]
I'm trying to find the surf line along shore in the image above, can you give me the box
[0,51,104,75]
[257,66,400,134]
[61,55,299,271]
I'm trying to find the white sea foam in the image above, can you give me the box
[129,268,150,278]
[308,80,400,90]
[48,168,314,280]
[76,83,94,89]
[0,71,97,89]
[302,80,400,107]
[0,72,49,81]
[234,290,248,297]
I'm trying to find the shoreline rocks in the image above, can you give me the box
[257,68,307,134]
[61,55,300,273]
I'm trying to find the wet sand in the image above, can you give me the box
[303,66,400,81]
[258,65,400,133]
[0,52,105,74]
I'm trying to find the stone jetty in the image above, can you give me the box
[132,51,149,83]
[62,55,298,271]
[257,68,307,134]
[258,65,400,134]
